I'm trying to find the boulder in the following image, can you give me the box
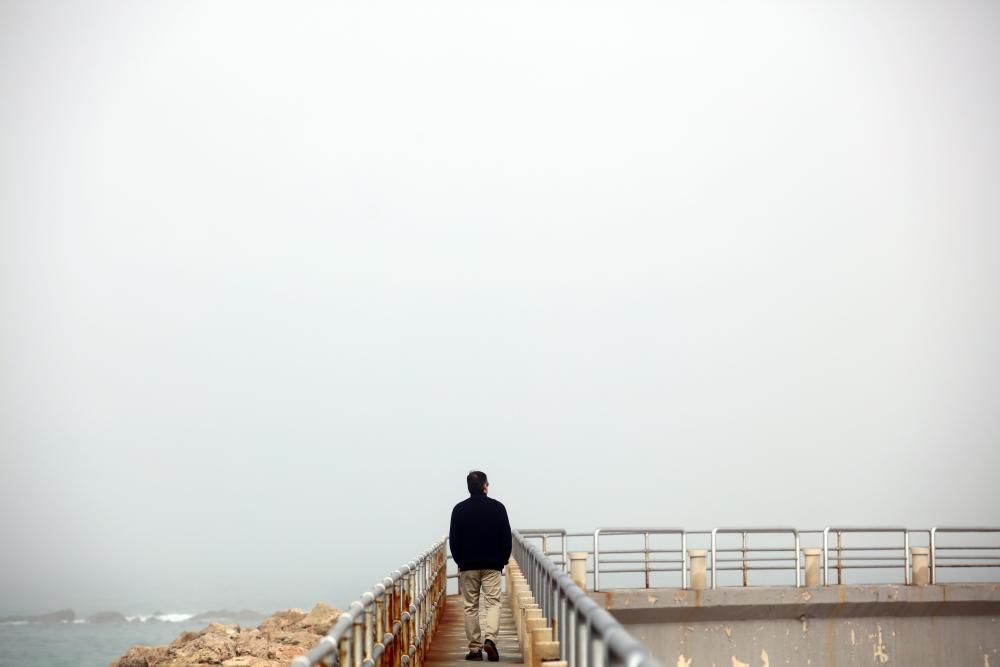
[257,609,306,635]
[170,623,239,664]
[110,603,340,667]
[299,603,340,635]
[110,645,170,667]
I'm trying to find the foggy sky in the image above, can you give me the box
[1,0,999,616]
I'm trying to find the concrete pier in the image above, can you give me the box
[592,583,1000,667]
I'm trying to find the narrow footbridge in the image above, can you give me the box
[294,526,1000,667]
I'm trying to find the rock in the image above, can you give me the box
[169,631,202,648]
[110,645,169,667]
[257,609,306,635]
[110,603,340,667]
[170,623,239,663]
[300,603,340,635]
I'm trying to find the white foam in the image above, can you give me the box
[153,613,194,623]
[72,619,87,624]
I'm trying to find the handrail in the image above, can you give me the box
[520,528,569,572]
[544,526,1000,590]
[711,528,800,589]
[823,527,909,585]
[931,527,1000,584]
[594,528,685,592]
[513,529,663,667]
[293,538,448,667]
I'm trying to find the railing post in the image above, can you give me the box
[741,531,748,587]
[394,577,403,667]
[352,610,364,667]
[836,531,843,585]
[823,527,830,586]
[593,530,602,592]
[930,528,937,584]
[911,547,930,586]
[364,601,374,666]
[803,549,821,587]
[339,635,350,667]
[591,634,605,667]
[569,553,587,591]
[375,590,386,667]
[710,529,718,589]
[904,532,911,585]
[681,532,688,589]
[689,549,707,590]
[644,532,651,589]
[576,613,588,667]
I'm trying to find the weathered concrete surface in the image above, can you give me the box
[593,585,1000,666]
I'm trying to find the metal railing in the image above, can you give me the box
[593,528,686,591]
[517,526,1000,591]
[822,527,912,585]
[293,538,448,667]
[712,528,800,589]
[513,529,663,667]
[931,527,1000,584]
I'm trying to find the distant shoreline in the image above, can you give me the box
[0,609,265,626]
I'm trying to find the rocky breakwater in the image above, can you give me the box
[110,602,340,667]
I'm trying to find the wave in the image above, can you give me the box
[154,613,194,623]
[123,613,195,623]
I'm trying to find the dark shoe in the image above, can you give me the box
[484,640,499,662]
[465,650,483,661]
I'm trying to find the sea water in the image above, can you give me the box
[0,617,259,667]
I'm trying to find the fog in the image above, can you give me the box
[2,0,999,616]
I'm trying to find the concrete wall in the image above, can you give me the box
[593,584,1000,667]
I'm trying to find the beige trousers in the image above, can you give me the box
[459,569,502,650]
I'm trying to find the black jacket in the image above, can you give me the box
[449,494,512,572]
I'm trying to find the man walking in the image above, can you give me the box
[449,471,512,662]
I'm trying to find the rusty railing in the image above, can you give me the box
[293,538,448,667]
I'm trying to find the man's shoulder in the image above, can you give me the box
[453,496,483,513]
[453,495,506,513]
[485,497,507,512]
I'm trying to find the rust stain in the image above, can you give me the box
[695,589,703,607]
[674,590,688,604]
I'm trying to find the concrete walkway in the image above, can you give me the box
[425,594,523,667]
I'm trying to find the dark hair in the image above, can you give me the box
[467,470,488,495]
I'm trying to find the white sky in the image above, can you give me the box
[1,0,999,615]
